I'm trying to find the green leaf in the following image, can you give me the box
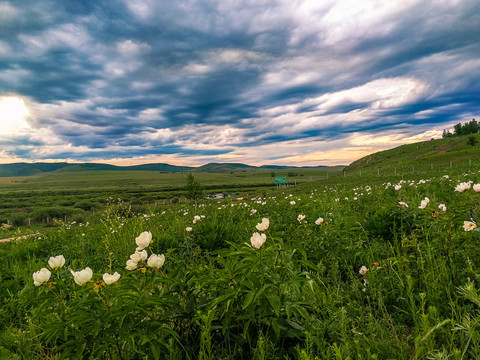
[267,294,281,316]
[243,291,255,309]
[271,318,280,339]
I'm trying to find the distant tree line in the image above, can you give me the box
[443,118,479,138]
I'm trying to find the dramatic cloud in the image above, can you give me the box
[0,0,478,166]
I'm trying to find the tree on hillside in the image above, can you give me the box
[453,119,479,136]
[185,172,203,209]
[442,129,453,138]
[467,135,477,147]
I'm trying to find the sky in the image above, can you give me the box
[0,0,479,167]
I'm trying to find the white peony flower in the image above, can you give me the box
[130,250,148,263]
[186,227,193,232]
[33,268,51,286]
[455,182,471,192]
[250,232,266,249]
[103,272,121,285]
[290,201,296,205]
[473,184,480,192]
[394,184,402,191]
[70,267,93,286]
[193,215,201,224]
[48,255,66,270]
[463,221,477,232]
[126,259,138,271]
[297,214,306,224]
[315,217,324,225]
[397,201,408,208]
[255,218,270,231]
[135,231,152,251]
[438,203,447,212]
[418,197,430,209]
[147,254,165,269]
[358,265,368,275]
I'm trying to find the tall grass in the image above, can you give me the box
[1,168,480,359]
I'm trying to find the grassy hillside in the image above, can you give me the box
[346,133,480,175]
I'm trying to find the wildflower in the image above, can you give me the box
[48,255,66,270]
[33,268,51,286]
[438,203,447,212]
[394,184,402,191]
[250,232,266,249]
[473,184,480,192]
[315,217,324,225]
[397,201,408,208]
[130,250,148,263]
[463,221,477,232]
[418,197,430,209]
[359,265,368,275]
[93,280,106,292]
[455,182,471,192]
[290,201,296,205]
[193,215,201,224]
[70,267,93,286]
[103,272,121,285]
[147,254,165,269]
[297,214,306,224]
[186,227,193,232]
[250,209,257,215]
[126,259,138,270]
[255,218,270,231]
[135,231,152,251]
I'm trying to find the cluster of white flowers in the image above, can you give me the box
[193,215,205,224]
[125,231,166,271]
[33,254,120,287]
[455,182,472,192]
[251,218,269,249]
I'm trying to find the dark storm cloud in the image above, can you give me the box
[0,0,479,164]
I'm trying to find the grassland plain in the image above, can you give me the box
[0,167,344,236]
[1,161,480,359]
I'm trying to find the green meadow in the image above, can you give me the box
[1,156,480,359]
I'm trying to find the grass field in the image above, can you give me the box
[0,167,344,192]
[1,159,480,359]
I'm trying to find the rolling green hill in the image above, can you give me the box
[345,133,480,175]
[0,161,337,177]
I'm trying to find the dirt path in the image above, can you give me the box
[0,233,39,243]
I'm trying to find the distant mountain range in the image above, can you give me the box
[0,162,339,177]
